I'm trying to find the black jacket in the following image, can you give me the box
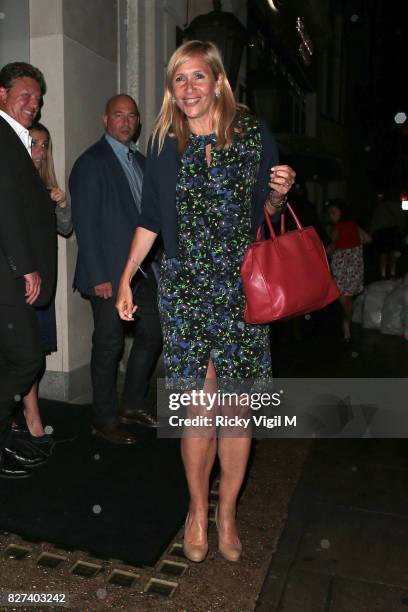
[138,120,279,258]
[0,116,57,307]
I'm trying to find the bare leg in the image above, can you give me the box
[23,382,45,436]
[181,359,217,546]
[339,295,353,340]
[217,435,251,544]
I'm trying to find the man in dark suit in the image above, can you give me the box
[0,62,56,478]
[70,95,162,444]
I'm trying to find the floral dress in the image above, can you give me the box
[158,119,272,386]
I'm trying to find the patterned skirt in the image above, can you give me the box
[158,256,272,387]
[331,246,364,296]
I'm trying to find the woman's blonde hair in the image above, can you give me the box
[30,122,58,189]
[152,40,238,153]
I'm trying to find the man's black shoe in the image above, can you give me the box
[119,407,158,428]
[0,453,31,479]
[4,446,48,467]
[93,421,138,444]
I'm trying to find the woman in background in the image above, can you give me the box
[16,123,72,443]
[326,199,371,342]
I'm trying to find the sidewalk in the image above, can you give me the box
[256,307,408,612]
[256,438,408,611]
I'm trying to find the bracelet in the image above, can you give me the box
[268,192,288,209]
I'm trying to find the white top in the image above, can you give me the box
[0,110,32,154]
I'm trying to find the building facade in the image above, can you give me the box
[0,0,246,401]
[3,0,393,400]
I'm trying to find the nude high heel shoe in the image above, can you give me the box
[183,513,208,563]
[215,505,242,562]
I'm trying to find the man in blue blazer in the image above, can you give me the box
[70,95,162,444]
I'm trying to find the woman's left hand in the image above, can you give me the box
[50,187,67,208]
[268,165,296,199]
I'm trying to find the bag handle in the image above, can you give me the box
[255,202,304,241]
[280,203,303,234]
[255,205,280,240]
[258,202,303,240]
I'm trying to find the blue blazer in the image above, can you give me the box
[69,136,146,296]
[138,120,279,258]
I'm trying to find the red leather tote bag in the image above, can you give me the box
[241,204,340,324]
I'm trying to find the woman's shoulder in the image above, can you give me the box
[147,133,178,159]
[234,107,260,135]
[236,111,276,148]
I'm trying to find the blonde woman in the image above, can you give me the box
[31,123,72,236]
[14,123,71,445]
[116,41,295,562]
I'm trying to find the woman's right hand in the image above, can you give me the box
[115,283,138,321]
[115,226,159,320]
[50,187,67,207]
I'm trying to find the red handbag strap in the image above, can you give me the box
[279,203,303,234]
[263,208,275,238]
[263,202,303,237]
[256,202,304,240]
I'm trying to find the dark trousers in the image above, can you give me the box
[90,274,162,423]
[0,304,44,451]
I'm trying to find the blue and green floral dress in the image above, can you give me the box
[158,118,271,386]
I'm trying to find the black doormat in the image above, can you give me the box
[0,400,189,566]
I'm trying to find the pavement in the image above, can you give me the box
[256,306,408,612]
[256,437,408,612]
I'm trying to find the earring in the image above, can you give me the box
[171,95,176,103]
[215,90,221,98]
